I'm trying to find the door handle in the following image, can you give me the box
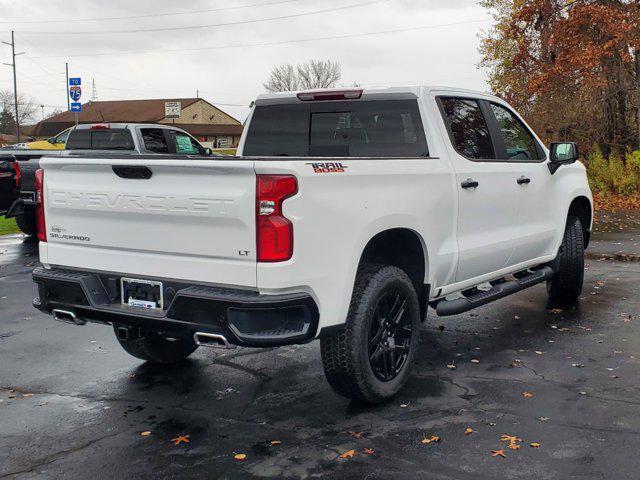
[112,166,152,179]
[461,178,479,189]
[517,176,531,185]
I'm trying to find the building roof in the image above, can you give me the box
[27,98,243,137]
[48,98,201,124]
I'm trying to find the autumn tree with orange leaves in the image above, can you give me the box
[480,0,640,156]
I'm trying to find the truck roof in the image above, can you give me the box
[254,86,499,105]
[72,123,185,130]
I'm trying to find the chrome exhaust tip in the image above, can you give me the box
[52,309,86,326]
[193,332,235,349]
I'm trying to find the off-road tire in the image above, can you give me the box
[547,216,584,302]
[320,264,420,403]
[15,211,37,237]
[113,325,198,363]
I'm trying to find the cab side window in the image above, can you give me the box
[439,98,495,160]
[489,103,541,161]
[168,130,203,155]
[141,128,169,153]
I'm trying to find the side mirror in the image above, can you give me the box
[47,138,54,144]
[204,147,213,156]
[548,142,579,174]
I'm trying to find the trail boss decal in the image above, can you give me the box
[306,162,347,174]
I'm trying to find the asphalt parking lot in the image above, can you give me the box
[1,234,640,480]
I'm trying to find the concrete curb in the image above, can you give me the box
[586,252,640,262]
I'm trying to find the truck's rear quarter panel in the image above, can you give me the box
[254,157,457,330]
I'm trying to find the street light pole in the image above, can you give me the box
[65,62,70,111]
[2,31,25,142]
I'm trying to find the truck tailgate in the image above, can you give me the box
[40,157,257,288]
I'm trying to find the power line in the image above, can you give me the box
[16,0,387,35]
[0,0,307,24]
[27,18,491,59]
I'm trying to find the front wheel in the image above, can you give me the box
[113,325,198,363]
[547,216,585,302]
[320,264,420,403]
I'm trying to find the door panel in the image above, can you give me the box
[509,162,557,264]
[436,96,521,283]
[485,101,556,264]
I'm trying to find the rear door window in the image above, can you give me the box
[489,103,541,161]
[141,128,169,153]
[438,97,495,160]
[243,99,428,157]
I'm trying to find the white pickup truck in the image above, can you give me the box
[32,86,592,403]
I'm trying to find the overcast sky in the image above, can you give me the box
[0,0,493,123]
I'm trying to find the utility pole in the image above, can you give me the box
[2,31,25,142]
[91,78,98,102]
[65,62,70,110]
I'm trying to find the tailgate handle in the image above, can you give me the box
[112,166,152,180]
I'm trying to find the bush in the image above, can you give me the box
[585,147,640,195]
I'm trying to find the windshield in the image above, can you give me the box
[243,99,428,157]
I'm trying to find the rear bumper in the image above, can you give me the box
[32,267,319,348]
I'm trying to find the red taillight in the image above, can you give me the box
[256,175,297,262]
[35,168,46,242]
[297,89,363,102]
[12,161,20,188]
[90,123,110,130]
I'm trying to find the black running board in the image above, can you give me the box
[435,266,554,316]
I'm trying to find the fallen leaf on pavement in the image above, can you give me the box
[339,449,356,459]
[530,442,541,448]
[470,359,480,364]
[535,351,544,355]
[549,308,563,314]
[270,440,281,446]
[22,393,34,398]
[140,431,151,437]
[539,417,550,422]
[363,448,375,455]
[234,453,247,461]
[500,435,522,444]
[348,431,364,439]
[572,363,584,368]
[171,434,190,446]
[400,402,410,408]
[421,435,441,444]
[465,427,474,435]
[508,443,521,450]
[491,449,506,458]
[446,363,456,369]
[521,391,533,398]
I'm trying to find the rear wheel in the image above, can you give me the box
[547,216,585,302]
[15,211,37,237]
[113,325,198,363]
[320,264,420,403]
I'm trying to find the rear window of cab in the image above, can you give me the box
[243,99,429,157]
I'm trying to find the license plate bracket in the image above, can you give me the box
[121,277,163,310]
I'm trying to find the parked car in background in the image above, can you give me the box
[0,123,214,236]
[31,86,593,403]
[26,127,72,150]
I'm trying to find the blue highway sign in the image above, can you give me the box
[69,78,81,86]
[70,102,82,113]
[69,85,81,102]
